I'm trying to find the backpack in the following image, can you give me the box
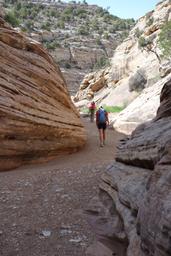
[98,109,106,123]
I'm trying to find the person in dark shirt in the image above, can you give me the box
[96,106,109,147]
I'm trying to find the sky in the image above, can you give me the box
[64,0,161,20]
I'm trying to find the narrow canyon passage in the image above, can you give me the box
[0,118,124,256]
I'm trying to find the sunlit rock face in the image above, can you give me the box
[74,0,171,135]
[86,78,171,256]
[0,18,86,171]
[74,0,170,103]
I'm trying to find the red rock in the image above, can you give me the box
[0,18,86,171]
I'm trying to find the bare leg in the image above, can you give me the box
[103,129,106,145]
[90,110,95,122]
[92,110,95,122]
[89,110,91,122]
[98,129,103,146]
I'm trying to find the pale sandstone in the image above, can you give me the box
[75,0,171,126]
[113,73,171,134]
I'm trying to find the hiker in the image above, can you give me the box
[96,106,109,147]
[89,101,96,122]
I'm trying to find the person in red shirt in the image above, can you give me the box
[96,106,109,147]
[89,101,96,122]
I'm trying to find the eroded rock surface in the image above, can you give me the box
[74,0,171,134]
[86,78,171,255]
[112,73,171,134]
[0,18,86,171]
[75,0,171,103]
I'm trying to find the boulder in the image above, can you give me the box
[41,30,54,42]
[90,77,105,92]
[0,18,86,171]
[128,68,147,92]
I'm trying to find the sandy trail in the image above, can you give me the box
[0,117,124,256]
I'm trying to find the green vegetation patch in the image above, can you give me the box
[80,105,124,114]
[4,11,20,27]
[3,0,135,38]
[80,107,89,114]
[103,105,124,113]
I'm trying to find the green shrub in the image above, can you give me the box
[65,63,71,69]
[121,31,129,40]
[24,20,34,31]
[103,13,113,23]
[146,17,154,27]
[103,105,124,113]
[64,41,69,48]
[134,28,143,38]
[75,8,87,16]
[29,10,37,20]
[80,107,89,114]
[21,26,28,32]
[44,40,61,50]
[138,36,150,48]
[158,20,171,57]
[16,2,22,10]
[109,26,116,33]
[103,32,109,40]
[93,56,110,70]
[4,11,20,27]
[139,36,161,63]
[41,21,51,31]
[57,20,65,29]
[96,37,101,45]
[61,13,71,22]
[50,9,58,17]
[63,6,74,16]
[90,18,100,31]
[17,7,28,18]
[77,25,89,35]
[145,11,154,21]
[95,7,103,16]
[82,0,88,4]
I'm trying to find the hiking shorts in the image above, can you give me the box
[97,122,106,130]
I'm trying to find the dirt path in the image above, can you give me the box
[0,118,124,256]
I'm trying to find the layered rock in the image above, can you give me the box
[3,1,134,95]
[86,78,171,255]
[45,35,121,95]
[0,18,86,171]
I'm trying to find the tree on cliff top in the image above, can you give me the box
[138,36,161,63]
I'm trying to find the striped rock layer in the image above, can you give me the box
[0,18,86,171]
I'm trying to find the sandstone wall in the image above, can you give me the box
[74,0,171,134]
[86,78,171,255]
[0,18,86,171]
